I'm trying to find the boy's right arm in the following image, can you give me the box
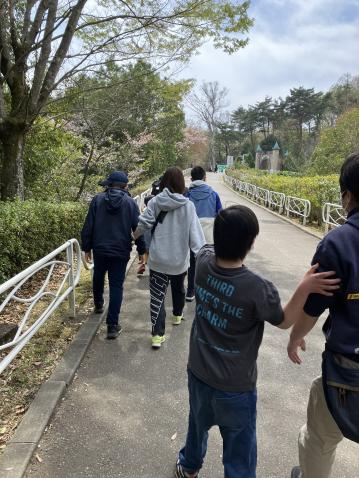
[278,264,340,329]
[133,201,157,239]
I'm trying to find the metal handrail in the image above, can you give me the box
[268,190,286,213]
[0,239,81,374]
[223,171,312,226]
[246,183,257,199]
[285,195,311,225]
[256,187,269,206]
[322,202,346,233]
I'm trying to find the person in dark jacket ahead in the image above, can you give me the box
[81,171,146,339]
[288,153,359,478]
[185,166,222,301]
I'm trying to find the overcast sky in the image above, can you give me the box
[179,0,359,114]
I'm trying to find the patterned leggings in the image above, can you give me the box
[149,270,186,336]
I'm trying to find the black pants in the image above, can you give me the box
[149,270,186,336]
[187,250,196,295]
[93,253,128,326]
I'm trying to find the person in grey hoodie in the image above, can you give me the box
[134,167,205,349]
[185,166,222,301]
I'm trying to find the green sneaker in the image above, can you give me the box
[151,335,166,348]
[172,315,183,325]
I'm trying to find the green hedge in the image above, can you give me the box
[227,169,340,224]
[0,201,87,283]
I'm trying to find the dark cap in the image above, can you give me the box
[99,171,128,187]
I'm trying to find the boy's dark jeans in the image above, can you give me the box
[179,370,257,478]
[93,253,128,326]
[149,270,186,336]
[187,251,196,295]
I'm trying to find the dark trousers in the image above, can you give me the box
[93,253,128,326]
[149,270,186,336]
[187,250,196,295]
[179,371,257,478]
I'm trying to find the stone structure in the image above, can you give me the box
[255,141,282,172]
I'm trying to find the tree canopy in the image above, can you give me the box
[0,0,253,199]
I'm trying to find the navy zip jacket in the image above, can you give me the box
[304,208,359,361]
[81,188,146,259]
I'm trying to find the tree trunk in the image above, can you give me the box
[76,143,95,201]
[0,129,26,200]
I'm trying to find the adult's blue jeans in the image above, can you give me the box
[93,253,128,326]
[179,370,257,478]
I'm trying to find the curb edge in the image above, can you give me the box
[0,251,138,478]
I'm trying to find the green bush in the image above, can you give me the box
[310,108,359,175]
[0,201,87,283]
[227,169,340,224]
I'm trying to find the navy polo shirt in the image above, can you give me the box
[304,208,359,361]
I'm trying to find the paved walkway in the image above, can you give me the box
[27,174,358,478]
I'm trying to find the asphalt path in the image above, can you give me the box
[26,173,358,478]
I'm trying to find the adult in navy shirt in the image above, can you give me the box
[288,154,359,478]
[185,166,222,301]
[81,171,146,339]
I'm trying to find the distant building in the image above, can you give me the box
[255,141,282,172]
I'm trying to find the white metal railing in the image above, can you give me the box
[268,190,286,214]
[223,170,314,227]
[0,239,81,374]
[256,187,269,206]
[285,195,311,225]
[246,183,257,199]
[322,202,346,233]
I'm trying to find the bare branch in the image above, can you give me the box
[22,0,38,43]
[29,0,58,110]
[26,0,49,48]
[37,0,87,112]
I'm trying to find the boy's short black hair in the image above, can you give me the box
[214,205,259,261]
[340,153,359,202]
[191,166,206,181]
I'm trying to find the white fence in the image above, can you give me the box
[224,171,348,230]
[268,191,286,214]
[322,203,346,233]
[0,239,81,374]
[285,195,311,226]
[224,171,311,225]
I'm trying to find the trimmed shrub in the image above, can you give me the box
[0,201,87,283]
[227,169,340,224]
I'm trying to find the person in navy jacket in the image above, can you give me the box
[288,154,359,478]
[81,171,146,339]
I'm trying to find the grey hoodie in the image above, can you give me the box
[137,188,205,275]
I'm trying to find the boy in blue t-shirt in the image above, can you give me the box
[175,205,339,478]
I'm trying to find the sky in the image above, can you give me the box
[179,0,359,114]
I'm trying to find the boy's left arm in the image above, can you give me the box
[278,264,340,330]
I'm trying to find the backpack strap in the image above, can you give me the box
[151,211,168,236]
